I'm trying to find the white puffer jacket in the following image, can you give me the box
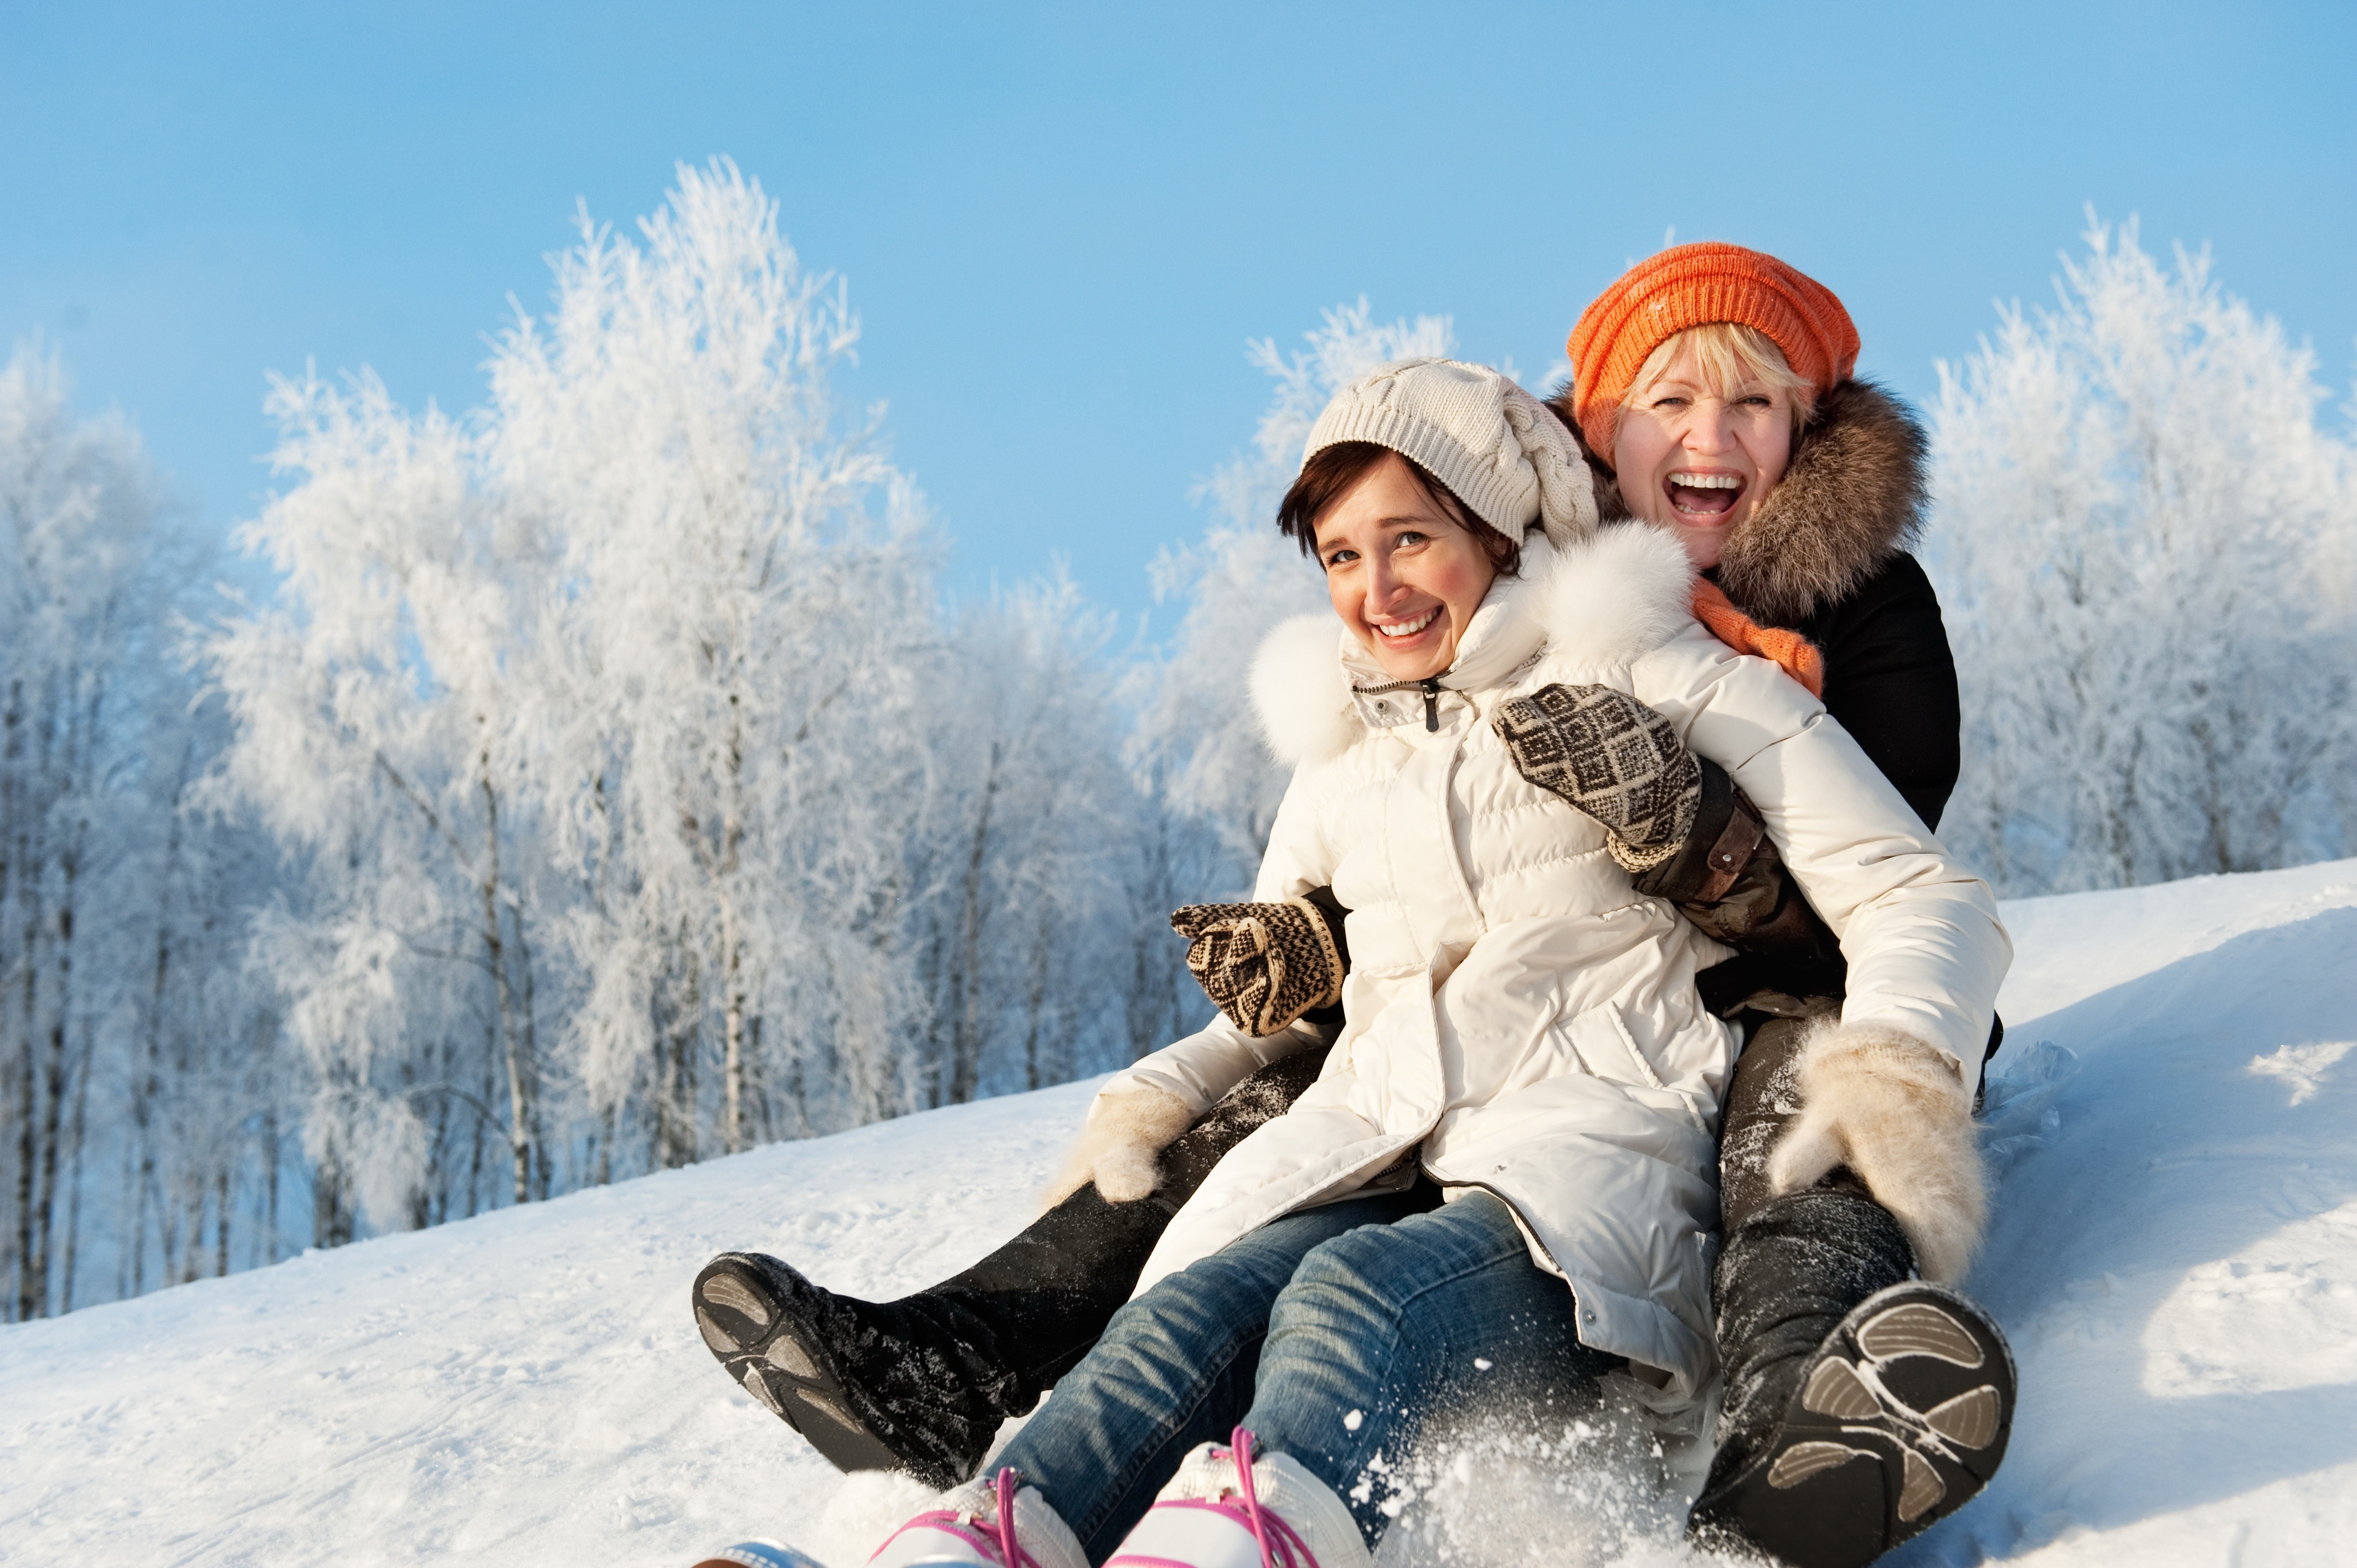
[1098,523,2010,1407]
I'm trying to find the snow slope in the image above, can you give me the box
[4,859,2354,1566]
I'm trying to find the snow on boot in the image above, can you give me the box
[1105,1426,1370,1568]
[868,1468,1090,1568]
[690,1542,827,1568]
[1691,1277,2015,1567]
[692,1251,1004,1489]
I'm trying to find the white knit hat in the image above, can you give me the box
[1303,358,1599,549]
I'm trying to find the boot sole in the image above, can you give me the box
[692,1252,959,1487]
[1692,1282,2016,1568]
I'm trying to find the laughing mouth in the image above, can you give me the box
[1375,609,1437,639]
[1666,470,1743,518]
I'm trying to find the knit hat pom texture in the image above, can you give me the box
[1565,242,1860,458]
[1303,357,1599,550]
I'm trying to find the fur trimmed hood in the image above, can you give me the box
[1248,523,1696,768]
[1547,377,1929,626]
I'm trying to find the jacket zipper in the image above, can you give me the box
[1353,674,1451,732]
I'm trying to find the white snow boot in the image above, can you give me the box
[868,1467,1090,1568]
[1105,1426,1371,1568]
[691,1544,826,1568]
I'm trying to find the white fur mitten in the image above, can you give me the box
[1040,1086,1197,1209]
[1766,1019,1989,1283]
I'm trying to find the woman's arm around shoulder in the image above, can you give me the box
[1630,624,2010,1071]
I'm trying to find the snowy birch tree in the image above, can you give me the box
[486,160,942,1162]
[208,366,561,1236]
[1928,216,2357,894]
[206,161,1186,1227]
[913,574,1152,1098]
[0,347,279,1319]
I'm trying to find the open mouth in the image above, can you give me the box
[1666,470,1744,519]
[1374,608,1437,639]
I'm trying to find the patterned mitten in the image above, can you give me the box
[1492,682,1703,873]
[1171,896,1347,1037]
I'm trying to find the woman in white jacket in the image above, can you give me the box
[851,359,2010,1568]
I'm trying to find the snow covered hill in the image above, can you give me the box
[5,860,2354,1567]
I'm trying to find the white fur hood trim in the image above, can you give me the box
[1537,522,1698,676]
[1249,523,1697,767]
[1250,613,1359,767]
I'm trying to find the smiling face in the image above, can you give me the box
[1311,452,1500,682]
[1611,339,1800,569]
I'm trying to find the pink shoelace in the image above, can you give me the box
[868,1467,1041,1568]
[1110,1426,1322,1568]
[993,1468,1029,1568]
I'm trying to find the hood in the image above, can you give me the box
[1249,524,1696,768]
[1547,376,1929,626]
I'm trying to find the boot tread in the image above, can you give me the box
[692,1252,958,1485]
[1856,1301,1983,1367]
[1692,1282,2017,1568]
[1800,1358,1879,1421]
[1768,1440,1876,1489]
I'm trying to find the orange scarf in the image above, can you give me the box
[1691,580,1825,698]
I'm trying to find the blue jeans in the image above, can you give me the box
[994,1186,1620,1557]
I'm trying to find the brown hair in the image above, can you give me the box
[1275,442,1523,576]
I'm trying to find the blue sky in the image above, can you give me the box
[4,1,2351,630]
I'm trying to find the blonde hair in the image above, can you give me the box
[1615,323,1817,442]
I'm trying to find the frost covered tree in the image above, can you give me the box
[915,575,1159,1100]
[208,365,562,1237]
[117,699,288,1296]
[207,161,1180,1235]
[485,162,934,1164]
[1928,217,2357,894]
[0,347,279,1320]
[0,346,180,1316]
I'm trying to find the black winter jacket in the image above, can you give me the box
[1789,550,1959,833]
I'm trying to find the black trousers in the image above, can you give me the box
[1716,1015,1876,1234]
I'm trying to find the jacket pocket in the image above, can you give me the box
[1558,1003,1715,1138]
[1563,1001,1664,1090]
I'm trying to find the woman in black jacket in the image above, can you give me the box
[692,247,2007,1568]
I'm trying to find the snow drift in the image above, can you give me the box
[4,859,2354,1566]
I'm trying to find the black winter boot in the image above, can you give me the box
[692,1178,1181,1489]
[694,1048,1334,1489]
[1690,1192,2015,1567]
[694,1251,1003,1489]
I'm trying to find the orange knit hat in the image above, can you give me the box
[1565,242,1860,458]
